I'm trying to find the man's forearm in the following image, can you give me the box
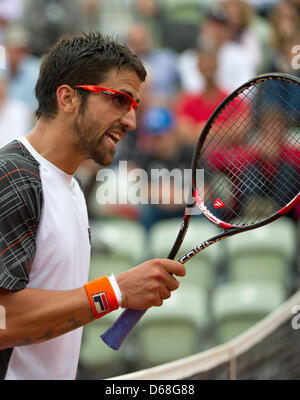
[0,287,95,349]
[0,258,186,349]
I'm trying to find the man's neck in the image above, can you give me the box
[26,118,85,175]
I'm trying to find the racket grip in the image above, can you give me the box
[100,308,147,350]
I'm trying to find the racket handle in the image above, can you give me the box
[100,308,147,350]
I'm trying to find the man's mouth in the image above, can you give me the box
[105,130,121,145]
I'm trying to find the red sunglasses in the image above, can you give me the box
[72,85,138,113]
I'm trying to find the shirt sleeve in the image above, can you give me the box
[0,158,43,291]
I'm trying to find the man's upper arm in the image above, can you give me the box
[0,149,43,292]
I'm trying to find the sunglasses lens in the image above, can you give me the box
[111,93,133,112]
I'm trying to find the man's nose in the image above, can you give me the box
[120,108,137,132]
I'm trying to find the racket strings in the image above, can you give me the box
[268,81,300,120]
[199,78,300,226]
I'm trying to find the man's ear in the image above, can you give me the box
[56,85,80,114]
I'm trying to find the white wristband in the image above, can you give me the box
[108,273,122,306]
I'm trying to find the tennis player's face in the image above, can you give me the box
[73,68,142,165]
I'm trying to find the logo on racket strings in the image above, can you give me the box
[214,198,226,209]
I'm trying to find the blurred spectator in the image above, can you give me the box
[220,0,264,71]
[263,32,300,121]
[237,106,299,217]
[243,0,280,16]
[175,42,228,146]
[23,0,92,57]
[0,73,32,147]
[0,0,23,45]
[126,22,180,99]
[178,6,256,94]
[135,0,158,21]
[269,0,300,59]
[4,24,40,112]
[268,34,300,76]
[289,0,300,11]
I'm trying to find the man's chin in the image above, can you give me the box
[97,159,114,166]
[91,152,115,166]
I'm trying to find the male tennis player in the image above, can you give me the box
[0,32,185,380]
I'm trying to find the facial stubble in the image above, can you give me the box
[73,107,116,166]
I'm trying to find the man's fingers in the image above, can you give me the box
[151,259,185,292]
[159,267,181,291]
[159,259,186,277]
[116,258,186,310]
[159,285,172,300]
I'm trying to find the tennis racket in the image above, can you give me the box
[101,72,300,350]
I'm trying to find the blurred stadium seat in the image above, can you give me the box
[226,217,298,289]
[212,281,286,344]
[90,218,147,263]
[88,253,130,281]
[136,283,210,368]
[79,308,134,379]
[88,218,148,279]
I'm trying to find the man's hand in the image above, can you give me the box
[116,259,186,310]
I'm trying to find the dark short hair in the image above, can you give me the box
[34,31,147,119]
